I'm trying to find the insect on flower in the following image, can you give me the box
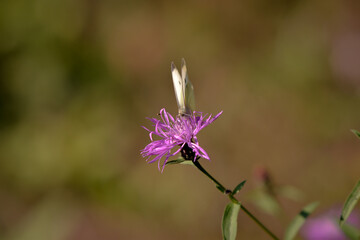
[171,58,196,116]
[141,59,222,171]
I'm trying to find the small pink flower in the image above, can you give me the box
[301,207,360,240]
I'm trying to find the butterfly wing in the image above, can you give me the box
[181,59,195,115]
[171,62,186,114]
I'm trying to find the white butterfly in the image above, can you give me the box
[171,58,196,116]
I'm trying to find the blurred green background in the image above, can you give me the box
[0,0,360,239]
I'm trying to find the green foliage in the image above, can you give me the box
[284,201,319,240]
[222,202,241,240]
[351,129,360,139]
[248,190,281,216]
[340,180,360,227]
[232,180,246,195]
[165,158,194,166]
[276,185,305,202]
[341,223,360,240]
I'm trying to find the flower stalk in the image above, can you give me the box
[193,160,279,240]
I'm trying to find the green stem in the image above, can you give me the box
[193,160,279,240]
[240,205,279,240]
[193,159,227,193]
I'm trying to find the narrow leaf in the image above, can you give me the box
[351,129,360,139]
[276,185,305,202]
[284,201,319,240]
[222,202,241,240]
[340,179,360,227]
[232,180,246,195]
[249,190,280,216]
[341,222,360,240]
[165,158,194,166]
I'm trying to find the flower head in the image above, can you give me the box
[141,108,222,171]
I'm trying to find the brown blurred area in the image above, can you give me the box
[0,0,360,239]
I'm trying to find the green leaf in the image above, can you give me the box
[276,185,305,202]
[222,202,241,240]
[351,129,360,139]
[340,179,360,227]
[232,180,246,195]
[248,190,281,216]
[341,222,360,240]
[165,158,194,166]
[284,201,319,240]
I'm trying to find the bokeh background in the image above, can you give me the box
[1,0,360,239]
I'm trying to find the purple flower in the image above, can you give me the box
[301,207,360,240]
[141,108,222,171]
